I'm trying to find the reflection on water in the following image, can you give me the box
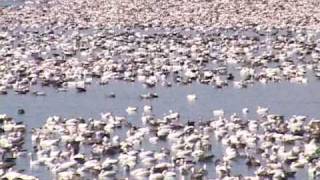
[1,80,320,178]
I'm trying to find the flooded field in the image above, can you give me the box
[2,0,320,179]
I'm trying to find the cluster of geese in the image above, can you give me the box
[1,25,320,95]
[1,107,320,179]
[0,114,37,179]
[1,0,320,179]
[1,0,320,28]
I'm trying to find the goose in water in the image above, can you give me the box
[187,94,197,101]
[1,171,38,180]
[216,160,231,178]
[308,161,320,179]
[213,109,224,117]
[149,136,159,144]
[224,146,237,161]
[56,171,81,180]
[143,105,152,113]
[99,170,117,179]
[304,139,318,156]
[149,173,164,180]
[28,152,44,169]
[140,92,158,99]
[242,107,249,115]
[75,81,86,92]
[130,168,150,179]
[126,106,138,114]
[256,106,269,116]
[32,91,46,96]
[163,171,176,180]
[51,160,77,175]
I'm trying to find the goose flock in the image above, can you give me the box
[1,0,320,179]
[1,1,320,94]
[1,0,320,28]
[0,114,36,179]
[1,108,320,179]
[1,25,320,94]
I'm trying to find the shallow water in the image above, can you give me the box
[1,80,320,179]
[0,0,24,7]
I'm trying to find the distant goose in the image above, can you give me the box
[242,108,249,115]
[140,92,158,99]
[32,91,46,96]
[187,94,197,101]
[75,81,86,92]
[126,106,138,114]
[143,105,152,113]
[1,171,38,180]
[213,109,224,117]
[28,152,47,169]
[256,106,269,116]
